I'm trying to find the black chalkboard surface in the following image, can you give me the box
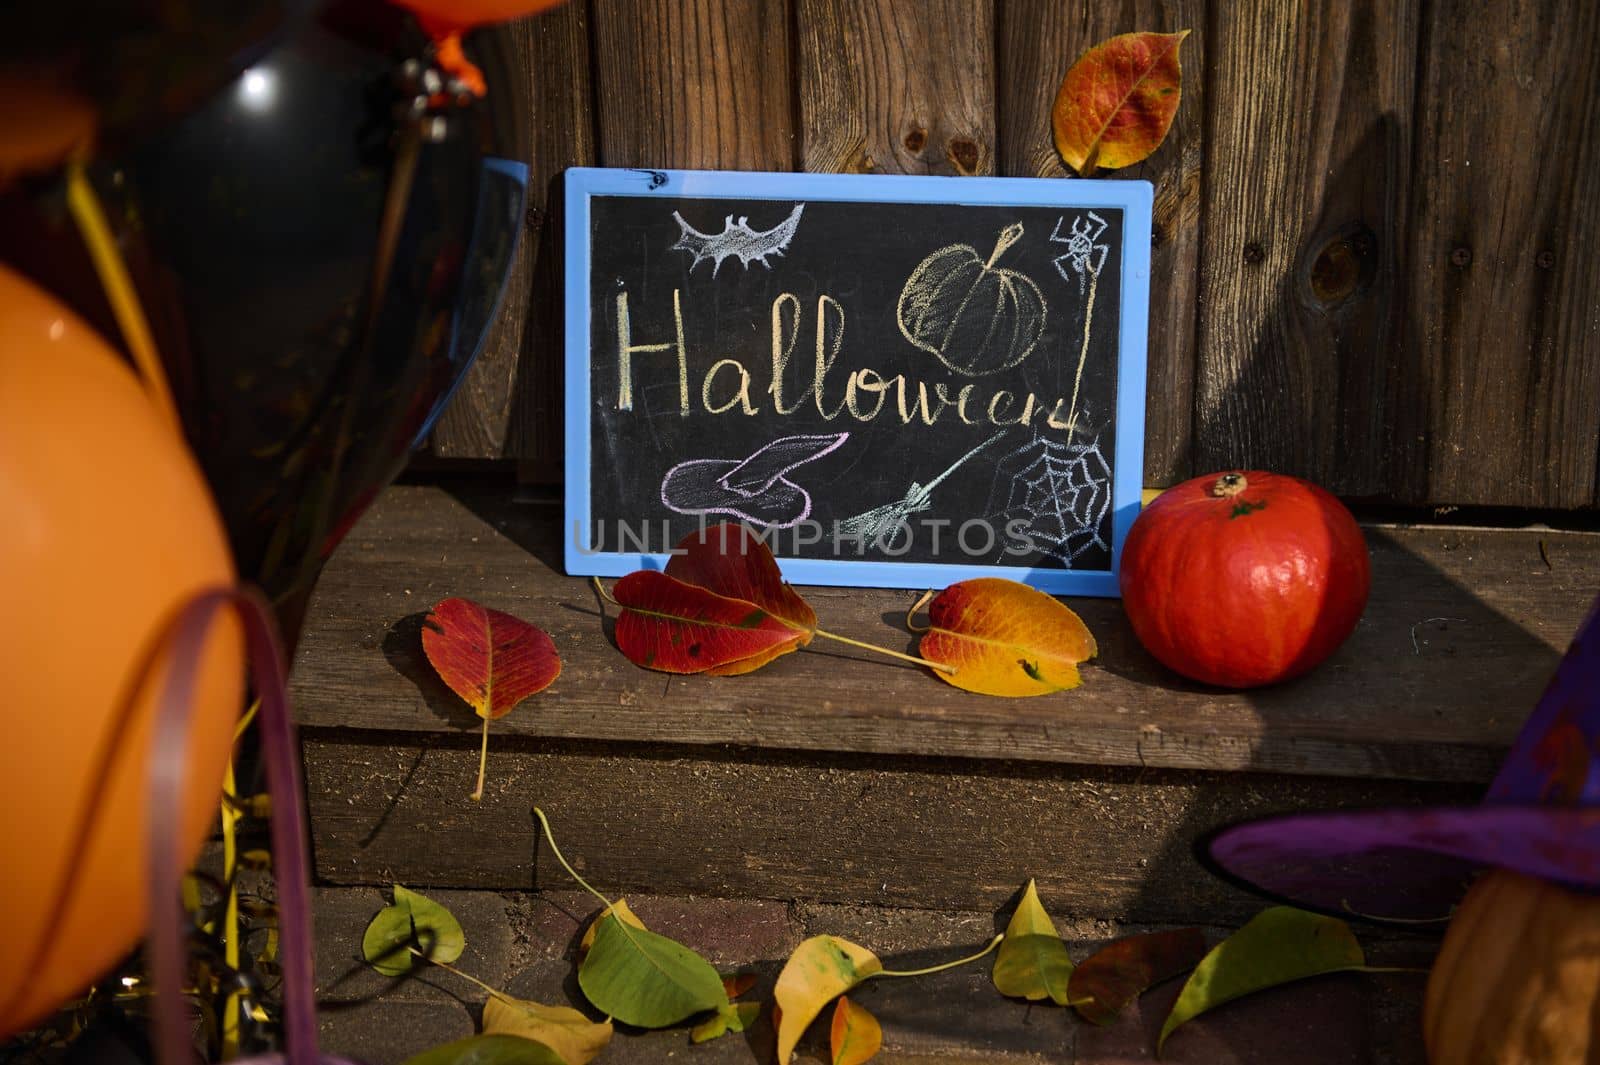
[564,168,1151,596]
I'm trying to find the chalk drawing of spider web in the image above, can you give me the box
[986,435,1112,567]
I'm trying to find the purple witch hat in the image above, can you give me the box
[1203,592,1600,924]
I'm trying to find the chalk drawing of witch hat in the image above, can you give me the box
[1203,591,1600,923]
[660,432,848,530]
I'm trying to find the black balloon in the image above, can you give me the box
[0,2,528,646]
[0,0,317,146]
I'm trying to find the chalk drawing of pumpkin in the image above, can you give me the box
[896,222,1047,377]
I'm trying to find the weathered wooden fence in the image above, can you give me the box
[427,0,1600,510]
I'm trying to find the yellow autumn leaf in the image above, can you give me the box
[830,996,883,1065]
[577,898,645,955]
[774,936,883,1064]
[481,995,612,1065]
[992,879,1076,1005]
[913,578,1097,697]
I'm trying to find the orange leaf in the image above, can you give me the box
[830,996,883,1065]
[917,578,1096,697]
[611,570,803,674]
[722,972,758,1000]
[421,597,560,720]
[1068,927,1207,1026]
[1052,30,1189,176]
[666,523,817,643]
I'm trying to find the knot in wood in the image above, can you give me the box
[1242,241,1266,265]
[903,127,927,153]
[946,138,981,175]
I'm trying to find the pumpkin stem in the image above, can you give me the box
[987,222,1026,269]
[1211,472,1249,498]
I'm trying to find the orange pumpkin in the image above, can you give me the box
[1119,470,1370,688]
[0,265,243,1037]
[1425,868,1600,1064]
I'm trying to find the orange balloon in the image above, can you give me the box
[0,76,96,185]
[0,265,243,1037]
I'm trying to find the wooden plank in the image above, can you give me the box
[1410,0,1600,508]
[796,0,995,175]
[302,733,1475,921]
[996,0,1204,487]
[507,1,596,478]
[290,486,1600,784]
[589,0,795,170]
[1193,1,1425,501]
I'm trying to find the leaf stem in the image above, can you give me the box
[532,807,614,909]
[409,949,518,1002]
[1356,965,1433,975]
[876,933,1004,978]
[1340,898,1453,924]
[471,717,489,802]
[811,627,954,674]
[904,590,935,634]
[591,576,618,606]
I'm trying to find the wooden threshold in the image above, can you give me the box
[292,485,1600,785]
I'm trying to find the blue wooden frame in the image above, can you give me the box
[563,166,1151,596]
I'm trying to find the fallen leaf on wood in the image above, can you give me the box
[577,898,646,956]
[722,972,758,999]
[1160,907,1367,1052]
[831,996,883,1065]
[1068,927,1206,1025]
[667,523,817,637]
[400,1033,565,1065]
[776,934,1003,1062]
[481,995,612,1065]
[362,885,464,976]
[1053,30,1190,176]
[578,911,729,1029]
[775,936,883,1064]
[992,879,1076,1005]
[690,1000,761,1043]
[609,570,804,675]
[421,597,560,800]
[913,579,1097,696]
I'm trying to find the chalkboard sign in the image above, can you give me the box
[563,167,1150,595]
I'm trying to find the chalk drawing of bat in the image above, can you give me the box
[661,431,847,528]
[670,204,804,276]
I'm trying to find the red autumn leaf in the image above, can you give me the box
[611,569,804,675]
[666,523,817,640]
[1052,30,1189,176]
[664,523,818,676]
[421,597,560,800]
[1067,927,1207,1026]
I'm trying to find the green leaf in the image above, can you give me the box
[363,885,466,977]
[577,912,728,1028]
[401,1034,567,1065]
[1159,907,1367,1052]
[690,1001,761,1043]
[992,880,1075,1005]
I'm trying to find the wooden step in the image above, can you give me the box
[291,484,1600,921]
[309,886,1436,1065]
